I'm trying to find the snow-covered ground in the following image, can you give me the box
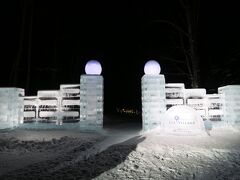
[0,123,240,179]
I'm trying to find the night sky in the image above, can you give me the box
[1,0,240,114]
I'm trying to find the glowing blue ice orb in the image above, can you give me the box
[85,60,102,75]
[144,60,161,75]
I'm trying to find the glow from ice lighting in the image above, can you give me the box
[85,60,102,75]
[144,60,161,75]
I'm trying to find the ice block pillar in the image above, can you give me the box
[218,85,240,126]
[141,60,166,131]
[80,60,103,129]
[0,88,25,129]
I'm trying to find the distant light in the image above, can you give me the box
[144,60,161,75]
[85,60,102,75]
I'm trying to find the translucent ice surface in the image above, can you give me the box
[142,74,166,131]
[60,84,80,122]
[206,94,223,122]
[24,96,38,123]
[80,75,103,128]
[0,88,25,129]
[37,90,61,124]
[165,83,185,109]
[218,85,240,125]
[185,89,207,119]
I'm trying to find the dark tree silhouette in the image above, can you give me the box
[154,0,201,88]
[26,0,34,93]
[9,0,27,86]
[9,0,34,93]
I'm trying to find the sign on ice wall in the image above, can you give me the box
[163,105,205,135]
[0,88,25,129]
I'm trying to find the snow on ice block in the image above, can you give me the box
[163,105,205,135]
[208,109,223,116]
[37,90,59,98]
[24,111,36,118]
[24,96,38,106]
[0,87,25,129]
[60,84,80,97]
[62,111,79,117]
[39,111,57,117]
[38,100,58,106]
[166,99,184,105]
[62,99,80,106]
[184,89,206,99]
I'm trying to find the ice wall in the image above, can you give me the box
[142,75,166,131]
[218,85,240,125]
[60,84,80,122]
[80,75,103,128]
[0,88,25,129]
[24,96,38,123]
[206,94,223,121]
[185,89,207,119]
[37,90,61,124]
[165,83,185,109]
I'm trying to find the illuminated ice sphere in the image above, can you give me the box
[85,60,102,75]
[163,105,205,135]
[144,60,161,75]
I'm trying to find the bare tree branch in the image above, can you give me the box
[152,19,190,38]
[157,56,185,64]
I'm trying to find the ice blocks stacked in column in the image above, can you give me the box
[142,75,166,130]
[24,96,38,123]
[185,89,207,119]
[60,84,80,122]
[206,94,223,121]
[37,90,61,124]
[0,88,25,129]
[80,75,103,127]
[165,83,185,110]
[218,85,240,125]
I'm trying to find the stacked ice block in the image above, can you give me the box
[185,89,207,120]
[206,94,223,121]
[142,75,166,130]
[0,88,25,129]
[218,85,240,125]
[60,84,80,122]
[37,90,61,124]
[80,75,103,127]
[24,96,38,123]
[165,83,185,110]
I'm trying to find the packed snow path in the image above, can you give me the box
[47,127,141,173]
[1,127,240,179]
